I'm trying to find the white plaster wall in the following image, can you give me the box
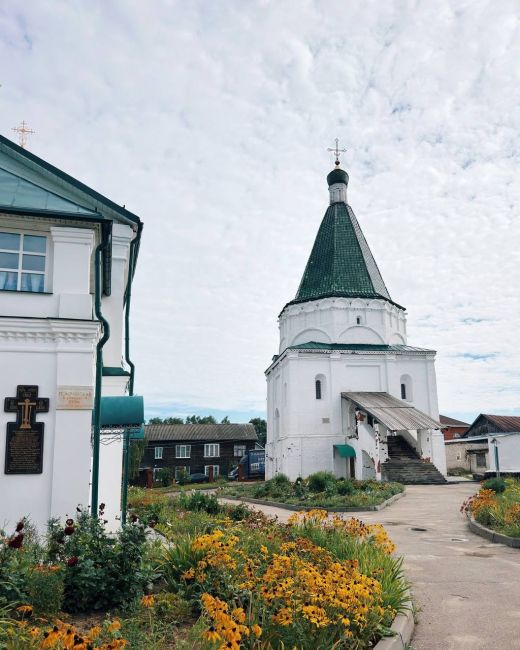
[0,319,98,532]
[488,434,520,473]
[279,298,407,353]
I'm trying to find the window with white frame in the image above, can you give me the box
[0,231,47,292]
[175,444,191,458]
[234,444,246,457]
[175,466,190,480]
[204,443,220,458]
[154,446,163,460]
[204,465,219,477]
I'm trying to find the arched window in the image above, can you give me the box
[356,316,362,325]
[315,380,322,400]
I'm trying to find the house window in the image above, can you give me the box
[175,444,191,458]
[456,452,461,461]
[356,316,362,325]
[400,383,407,400]
[204,465,219,477]
[315,380,322,400]
[476,452,486,468]
[234,444,246,457]
[0,231,47,292]
[175,466,190,480]
[204,443,220,458]
[154,446,163,460]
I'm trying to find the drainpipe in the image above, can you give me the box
[121,223,143,523]
[91,224,111,515]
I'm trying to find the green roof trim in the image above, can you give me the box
[289,342,435,353]
[333,444,356,458]
[102,366,131,377]
[292,202,396,307]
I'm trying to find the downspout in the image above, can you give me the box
[121,222,143,523]
[91,223,112,515]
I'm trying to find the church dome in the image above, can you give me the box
[326,167,349,187]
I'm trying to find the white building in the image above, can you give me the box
[0,135,143,531]
[265,161,446,483]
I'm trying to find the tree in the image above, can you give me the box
[147,416,184,424]
[249,417,267,447]
[185,415,217,424]
[221,416,230,424]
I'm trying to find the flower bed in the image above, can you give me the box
[462,478,520,538]
[222,472,404,509]
[1,489,408,649]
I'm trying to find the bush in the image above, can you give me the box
[336,479,355,496]
[482,477,506,494]
[177,491,221,514]
[307,471,337,493]
[273,473,291,486]
[25,565,64,616]
[177,469,190,485]
[156,467,174,487]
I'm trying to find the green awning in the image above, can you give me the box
[334,444,356,458]
[99,396,144,427]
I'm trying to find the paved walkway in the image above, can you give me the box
[222,484,520,650]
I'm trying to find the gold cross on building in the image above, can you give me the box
[12,120,35,149]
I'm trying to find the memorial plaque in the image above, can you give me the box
[4,385,49,475]
[56,386,93,410]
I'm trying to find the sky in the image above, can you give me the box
[1,0,519,424]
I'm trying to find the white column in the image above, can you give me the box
[50,227,94,319]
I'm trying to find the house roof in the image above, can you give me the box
[464,414,520,437]
[0,134,140,225]
[342,392,441,431]
[145,423,258,443]
[439,415,470,427]
[288,197,402,309]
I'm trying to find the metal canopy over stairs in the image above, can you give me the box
[382,436,447,485]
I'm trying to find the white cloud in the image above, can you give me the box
[1,0,519,419]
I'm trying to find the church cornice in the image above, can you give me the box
[279,295,406,320]
[0,317,100,347]
[265,344,436,375]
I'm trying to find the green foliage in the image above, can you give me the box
[177,491,221,514]
[482,477,506,493]
[25,565,64,616]
[47,510,152,613]
[156,466,174,487]
[308,471,337,493]
[336,478,355,495]
[129,438,147,479]
[249,417,267,446]
[472,479,520,537]
[177,468,190,485]
[273,473,291,486]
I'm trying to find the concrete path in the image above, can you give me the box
[222,484,520,650]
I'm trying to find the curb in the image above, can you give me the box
[220,489,405,512]
[373,598,414,650]
[467,515,520,548]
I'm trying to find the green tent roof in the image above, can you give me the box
[333,444,356,458]
[292,202,393,305]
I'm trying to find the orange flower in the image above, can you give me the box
[141,594,155,608]
[107,619,122,633]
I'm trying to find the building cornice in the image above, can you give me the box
[265,346,436,375]
[0,317,100,346]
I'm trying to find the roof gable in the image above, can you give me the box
[0,135,140,225]
[292,202,394,306]
[464,413,520,437]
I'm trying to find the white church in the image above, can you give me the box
[265,156,446,484]
[0,133,143,531]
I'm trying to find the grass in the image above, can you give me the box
[221,472,404,508]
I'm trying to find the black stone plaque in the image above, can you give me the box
[4,386,49,475]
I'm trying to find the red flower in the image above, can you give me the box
[64,526,75,536]
[130,514,138,523]
[99,503,106,511]
[65,519,74,526]
[8,533,24,549]
[15,521,24,532]
[67,556,79,567]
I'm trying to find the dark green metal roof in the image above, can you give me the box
[289,342,435,353]
[292,202,393,306]
[333,444,356,458]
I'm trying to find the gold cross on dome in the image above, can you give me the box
[12,120,35,149]
[327,138,347,166]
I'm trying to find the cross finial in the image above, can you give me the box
[327,138,347,167]
[12,120,35,149]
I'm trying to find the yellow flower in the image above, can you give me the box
[141,594,155,608]
[107,619,122,633]
[89,625,102,639]
[272,607,293,626]
[203,628,221,642]
[16,604,33,615]
[182,567,195,580]
[251,623,262,637]
[231,608,246,623]
[260,545,268,555]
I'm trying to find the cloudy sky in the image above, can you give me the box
[1,0,519,424]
